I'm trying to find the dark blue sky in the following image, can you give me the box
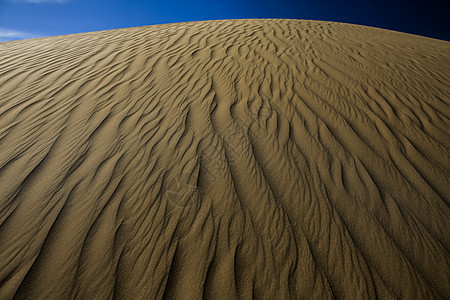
[0,0,448,42]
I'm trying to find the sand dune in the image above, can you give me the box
[0,19,449,299]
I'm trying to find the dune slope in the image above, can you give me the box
[0,19,449,299]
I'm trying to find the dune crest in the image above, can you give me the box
[0,19,449,299]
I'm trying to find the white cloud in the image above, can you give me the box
[7,0,70,3]
[0,28,38,42]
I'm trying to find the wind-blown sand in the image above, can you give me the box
[0,19,449,299]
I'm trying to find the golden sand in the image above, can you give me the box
[0,19,449,298]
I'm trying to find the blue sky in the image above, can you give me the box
[0,0,448,42]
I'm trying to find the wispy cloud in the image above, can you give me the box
[6,0,71,3]
[0,28,39,42]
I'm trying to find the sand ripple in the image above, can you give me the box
[0,19,449,299]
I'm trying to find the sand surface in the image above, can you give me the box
[0,19,449,299]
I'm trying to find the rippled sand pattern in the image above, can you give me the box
[0,19,449,299]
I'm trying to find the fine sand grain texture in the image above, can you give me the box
[0,19,449,299]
